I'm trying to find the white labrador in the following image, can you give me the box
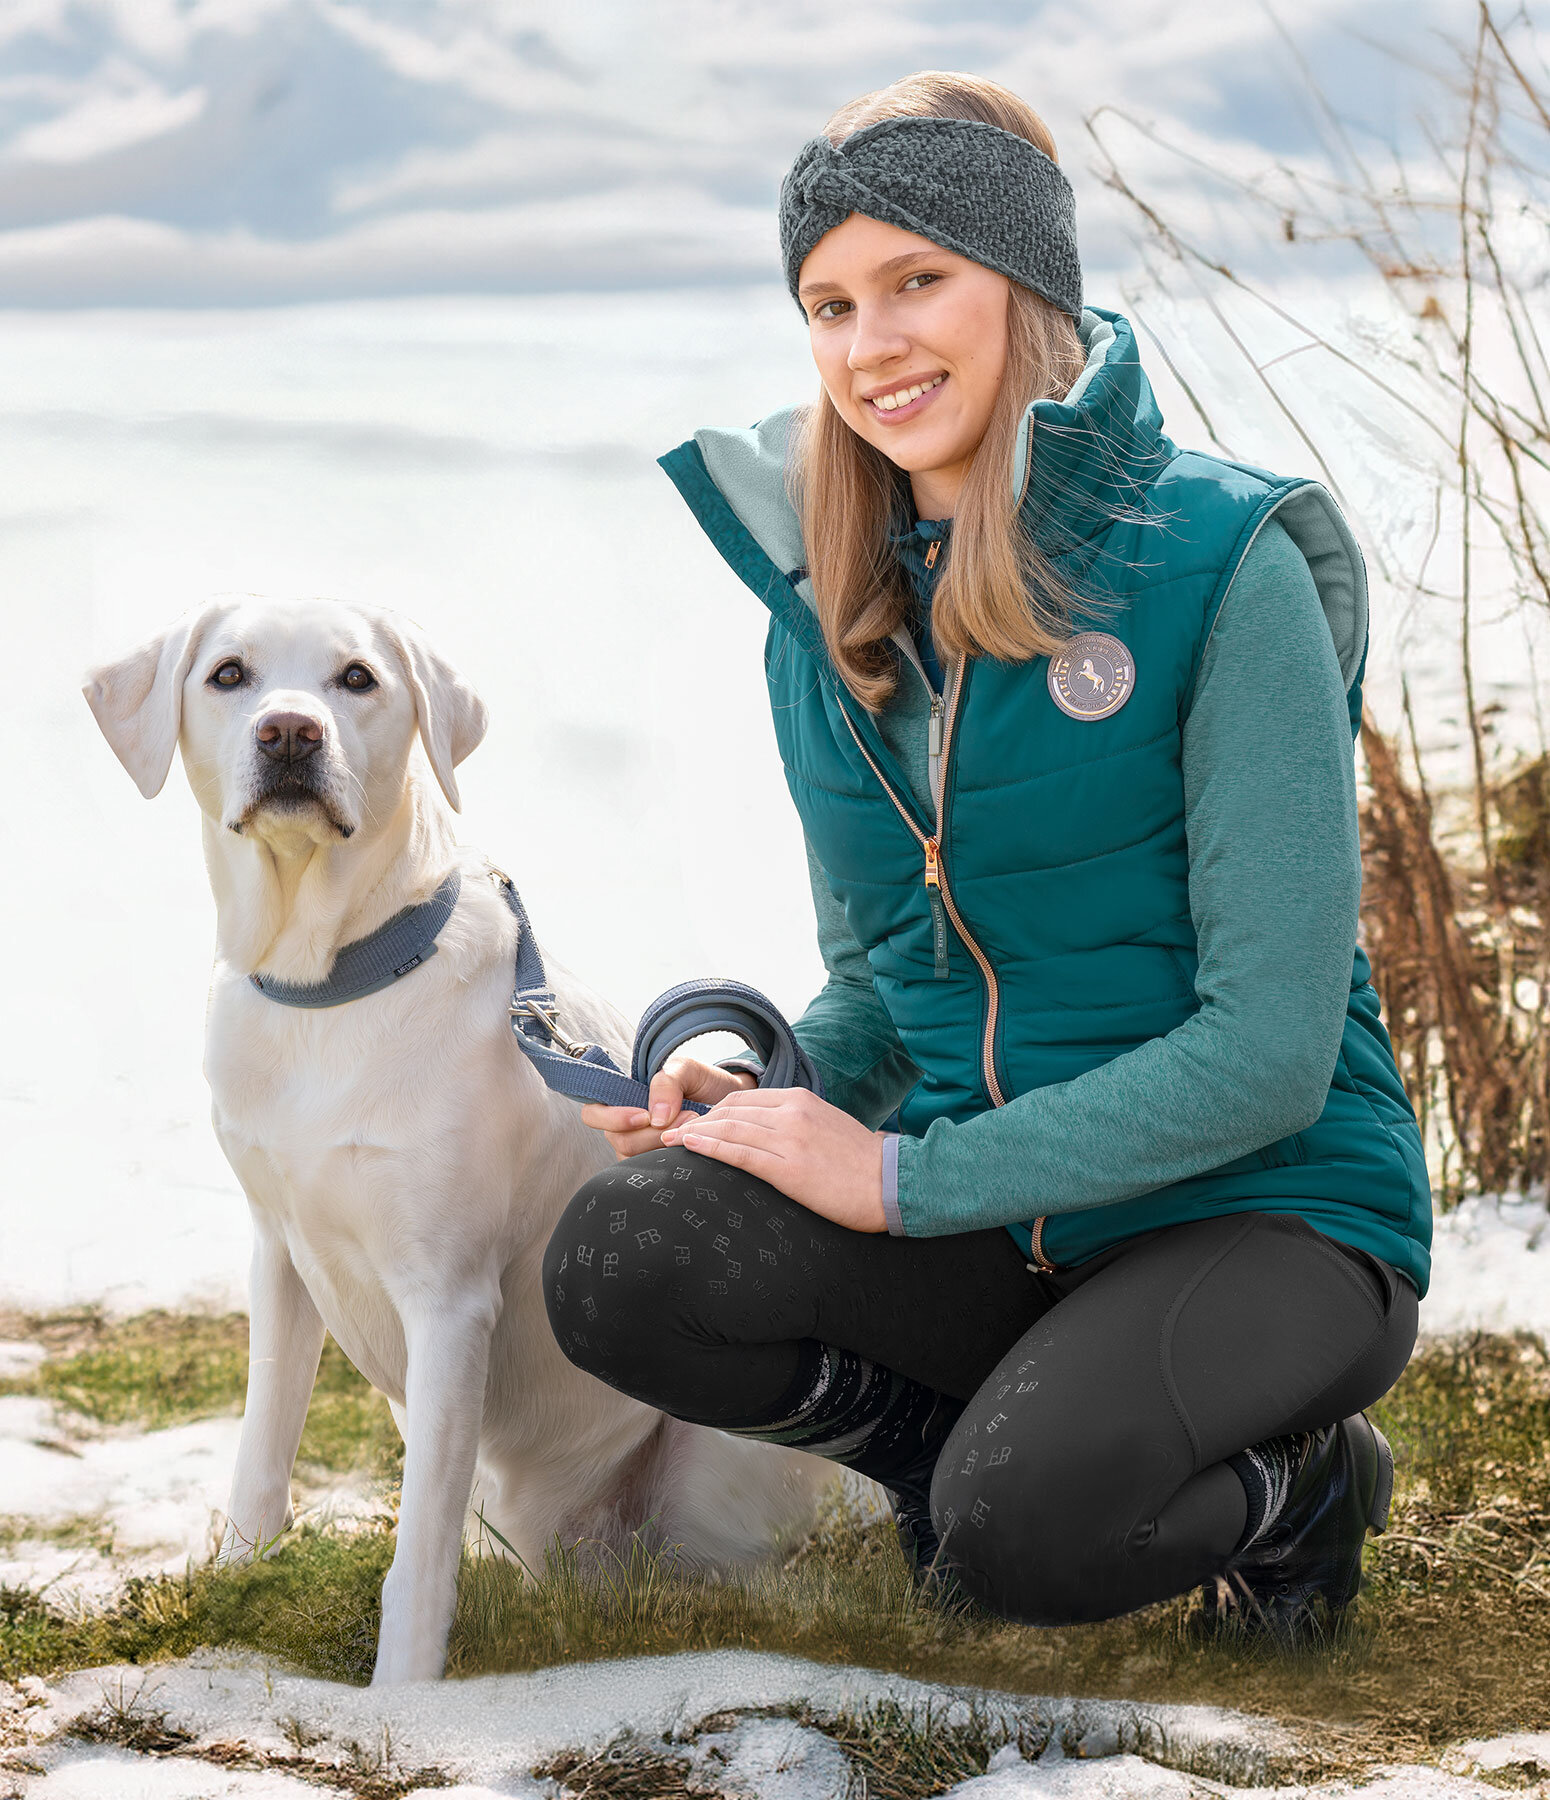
[83,596,828,1685]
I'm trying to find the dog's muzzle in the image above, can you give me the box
[237,709,352,835]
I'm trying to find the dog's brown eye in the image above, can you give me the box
[341,664,377,692]
[209,660,245,688]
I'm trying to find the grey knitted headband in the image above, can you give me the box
[778,114,1082,325]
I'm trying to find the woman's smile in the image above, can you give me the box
[863,372,948,422]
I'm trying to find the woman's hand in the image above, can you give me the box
[659,1088,887,1233]
[579,1056,757,1160]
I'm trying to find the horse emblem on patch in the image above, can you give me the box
[1047,632,1136,721]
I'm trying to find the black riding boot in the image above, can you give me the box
[1207,1412,1394,1639]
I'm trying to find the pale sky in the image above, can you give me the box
[0,0,1518,304]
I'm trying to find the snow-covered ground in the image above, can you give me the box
[2,1651,1547,1799]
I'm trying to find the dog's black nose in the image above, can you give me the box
[255,711,324,763]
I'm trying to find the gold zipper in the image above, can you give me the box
[838,673,1059,1270]
[837,667,1004,1107]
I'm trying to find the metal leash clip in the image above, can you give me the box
[509,992,595,1060]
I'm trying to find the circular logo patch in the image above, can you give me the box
[1047,632,1136,721]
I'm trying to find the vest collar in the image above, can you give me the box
[1012,307,1173,560]
[249,869,462,1008]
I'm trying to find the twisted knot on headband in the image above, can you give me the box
[778,114,1083,325]
[787,135,867,214]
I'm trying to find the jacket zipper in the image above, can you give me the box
[837,663,1005,1109]
[844,647,1058,1273]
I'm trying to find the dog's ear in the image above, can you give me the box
[381,618,488,813]
[82,608,216,799]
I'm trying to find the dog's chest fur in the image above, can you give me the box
[203,870,617,1399]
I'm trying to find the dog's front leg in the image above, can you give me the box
[221,1219,326,1564]
[371,1288,498,1685]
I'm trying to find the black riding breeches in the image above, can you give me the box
[542,1147,1418,1624]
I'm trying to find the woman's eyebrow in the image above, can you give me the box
[798,251,939,300]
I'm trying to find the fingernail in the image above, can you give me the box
[651,1103,671,1126]
[629,1111,649,1127]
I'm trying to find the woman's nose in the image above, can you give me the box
[846,304,911,372]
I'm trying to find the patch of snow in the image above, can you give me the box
[945,1751,1205,1797]
[0,1344,47,1380]
[10,1659,1550,1800]
[0,1398,238,1582]
[21,1653,1298,1795]
[0,1398,380,1603]
[1441,1730,1550,1782]
[689,1716,850,1800]
[19,1748,329,1798]
[1420,1195,1550,1339]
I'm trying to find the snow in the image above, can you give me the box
[7,1651,1302,1795]
[17,1753,328,1799]
[3,1653,1544,1799]
[0,1397,376,1605]
[1441,1732,1550,1783]
[1420,1195,1550,1340]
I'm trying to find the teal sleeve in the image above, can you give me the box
[893,517,1362,1234]
[789,833,922,1129]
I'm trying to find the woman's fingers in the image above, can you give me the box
[580,1101,651,1133]
[647,1066,687,1128]
[674,1125,782,1180]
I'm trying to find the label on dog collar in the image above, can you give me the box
[1047,633,1135,720]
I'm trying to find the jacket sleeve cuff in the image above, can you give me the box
[880,1132,905,1236]
[715,1055,765,1085]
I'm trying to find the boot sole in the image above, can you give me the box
[1366,1420,1395,1536]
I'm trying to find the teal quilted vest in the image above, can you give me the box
[660,308,1432,1295]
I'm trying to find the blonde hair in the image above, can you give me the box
[787,72,1087,711]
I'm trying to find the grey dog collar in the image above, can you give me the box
[779,114,1082,325]
[249,870,462,1008]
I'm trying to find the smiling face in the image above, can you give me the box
[798,212,1012,519]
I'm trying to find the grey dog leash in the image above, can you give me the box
[492,871,823,1115]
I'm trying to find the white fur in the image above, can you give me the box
[82,598,829,1685]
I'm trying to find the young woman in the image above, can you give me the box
[542,72,1429,1634]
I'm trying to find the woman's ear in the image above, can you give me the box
[376,613,488,812]
[82,606,221,799]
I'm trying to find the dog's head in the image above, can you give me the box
[83,598,488,842]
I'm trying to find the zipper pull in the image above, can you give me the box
[924,538,941,571]
[923,838,950,980]
[928,696,944,757]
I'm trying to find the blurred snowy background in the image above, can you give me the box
[2,0,1544,1322]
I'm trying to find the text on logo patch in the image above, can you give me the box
[1047,632,1136,720]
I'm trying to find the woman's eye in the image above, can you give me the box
[209,660,245,688]
[341,664,377,692]
[813,299,850,322]
[903,272,940,291]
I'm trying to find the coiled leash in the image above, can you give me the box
[492,871,823,1115]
